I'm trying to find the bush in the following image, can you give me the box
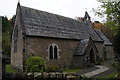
[47,66,59,72]
[110,62,116,66]
[25,56,46,73]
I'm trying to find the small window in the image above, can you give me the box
[48,43,59,60]
[14,26,18,53]
[54,46,58,59]
[49,45,53,59]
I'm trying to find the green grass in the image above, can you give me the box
[100,59,112,65]
[6,64,16,73]
[63,68,81,73]
[100,72,118,78]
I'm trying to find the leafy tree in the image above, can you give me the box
[9,15,16,35]
[2,17,12,56]
[92,1,120,33]
[114,27,120,58]
[93,1,120,56]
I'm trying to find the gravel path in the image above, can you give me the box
[76,60,118,78]
[81,66,109,78]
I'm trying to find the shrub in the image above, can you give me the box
[110,62,116,66]
[25,56,46,73]
[47,66,59,72]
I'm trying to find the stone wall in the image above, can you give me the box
[3,72,82,79]
[11,6,24,71]
[73,56,84,67]
[94,42,104,60]
[105,46,114,60]
[26,37,79,67]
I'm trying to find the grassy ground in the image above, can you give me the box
[6,64,81,74]
[99,72,118,78]
[63,68,81,74]
[6,64,16,73]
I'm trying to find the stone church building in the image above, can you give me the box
[11,3,114,71]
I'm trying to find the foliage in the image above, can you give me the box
[93,0,120,62]
[114,29,120,56]
[92,1,120,34]
[2,17,11,33]
[115,73,120,78]
[47,65,59,72]
[92,1,120,74]
[6,64,16,73]
[63,68,81,74]
[25,56,46,73]
[9,15,16,35]
[2,17,12,56]
[2,15,16,56]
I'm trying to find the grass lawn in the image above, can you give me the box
[100,72,118,78]
[63,68,81,74]
[6,64,16,73]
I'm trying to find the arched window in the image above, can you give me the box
[54,46,58,59]
[49,45,53,59]
[48,43,59,60]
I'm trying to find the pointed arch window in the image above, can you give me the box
[49,45,53,59]
[54,46,58,59]
[48,43,60,60]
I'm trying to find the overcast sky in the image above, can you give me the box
[0,0,104,22]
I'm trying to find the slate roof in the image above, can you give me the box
[19,5,102,41]
[94,29,112,45]
[74,39,89,56]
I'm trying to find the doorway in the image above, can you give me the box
[90,49,95,63]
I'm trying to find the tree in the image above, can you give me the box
[93,1,120,56]
[9,15,16,36]
[92,1,120,33]
[2,17,12,56]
